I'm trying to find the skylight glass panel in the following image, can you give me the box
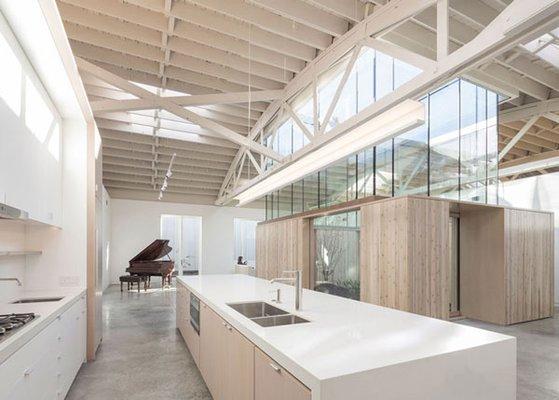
[536,42,559,68]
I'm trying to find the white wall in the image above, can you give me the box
[109,198,264,284]
[499,173,559,305]
[25,119,89,291]
[101,186,111,291]
[0,222,27,303]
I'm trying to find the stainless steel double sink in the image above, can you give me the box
[227,301,309,327]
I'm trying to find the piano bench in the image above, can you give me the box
[119,275,148,293]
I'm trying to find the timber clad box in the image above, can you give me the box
[257,195,554,326]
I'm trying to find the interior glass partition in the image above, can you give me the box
[313,211,360,300]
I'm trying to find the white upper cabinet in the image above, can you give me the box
[0,13,62,227]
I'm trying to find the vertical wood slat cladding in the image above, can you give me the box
[360,197,449,319]
[505,209,554,324]
[460,209,507,324]
[256,218,310,287]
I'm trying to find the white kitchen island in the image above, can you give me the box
[177,274,515,400]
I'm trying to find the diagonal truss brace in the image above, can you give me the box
[76,58,284,162]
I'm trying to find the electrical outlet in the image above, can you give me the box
[59,276,80,287]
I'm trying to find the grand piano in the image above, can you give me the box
[126,239,175,288]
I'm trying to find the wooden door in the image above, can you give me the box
[254,348,310,400]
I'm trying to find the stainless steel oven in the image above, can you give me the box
[190,293,200,335]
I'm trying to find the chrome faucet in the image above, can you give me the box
[270,270,303,311]
[0,277,22,286]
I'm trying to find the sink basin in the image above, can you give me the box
[250,314,309,327]
[228,302,289,319]
[12,297,63,304]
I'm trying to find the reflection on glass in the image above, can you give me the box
[394,98,428,196]
[313,211,360,300]
[375,51,393,100]
[292,181,303,214]
[303,173,319,211]
[429,80,460,199]
[375,141,393,196]
[357,48,375,112]
[278,185,292,217]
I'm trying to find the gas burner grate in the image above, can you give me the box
[0,313,36,338]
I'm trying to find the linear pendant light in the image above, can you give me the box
[235,99,425,206]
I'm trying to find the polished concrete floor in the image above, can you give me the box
[66,284,211,400]
[459,309,559,400]
[67,285,558,400]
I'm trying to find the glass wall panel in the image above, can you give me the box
[328,65,357,132]
[303,173,319,211]
[487,91,499,204]
[278,185,292,217]
[318,171,327,208]
[313,211,360,300]
[290,84,315,136]
[292,180,303,214]
[325,160,349,206]
[375,52,394,100]
[347,155,358,201]
[292,122,310,153]
[356,48,375,112]
[429,80,460,199]
[375,141,393,196]
[394,59,421,89]
[277,120,293,156]
[318,56,350,131]
[272,190,279,219]
[394,97,429,196]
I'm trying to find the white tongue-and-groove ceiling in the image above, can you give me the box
[56,0,559,204]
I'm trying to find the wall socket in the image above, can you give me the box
[59,276,80,287]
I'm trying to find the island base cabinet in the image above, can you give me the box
[199,302,255,400]
[255,348,311,400]
[176,284,200,366]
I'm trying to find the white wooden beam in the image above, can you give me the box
[500,98,559,123]
[247,0,349,36]
[90,90,282,112]
[218,0,559,205]
[77,58,283,161]
[436,0,449,60]
[544,112,559,124]
[303,0,365,22]
[499,114,541,160]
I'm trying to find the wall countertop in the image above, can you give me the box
[178,274,516,400]
[0,287,86,364]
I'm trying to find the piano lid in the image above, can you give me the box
[130,239,172,263]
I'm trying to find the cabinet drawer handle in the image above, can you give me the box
[269,363,281,373]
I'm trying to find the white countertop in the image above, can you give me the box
[0,287,86,364]
[178,274,515,396]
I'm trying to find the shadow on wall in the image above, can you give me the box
[499,173,559,306]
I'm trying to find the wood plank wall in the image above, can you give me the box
[255,218,310,288]
[505,209,554,324]
[460,208,507,324]
[360,197,450,319]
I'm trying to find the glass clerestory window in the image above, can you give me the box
[263,77,499,220]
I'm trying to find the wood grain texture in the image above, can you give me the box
[360,197,449,319]
[505,209,554,324]
[460,208,506,324]
[256,218,310,286]
[254,347,311,400]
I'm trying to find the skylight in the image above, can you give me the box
[522,28,559,68]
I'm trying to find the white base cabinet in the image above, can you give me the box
[0,295,86,400]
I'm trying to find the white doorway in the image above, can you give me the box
[160,215,202,275]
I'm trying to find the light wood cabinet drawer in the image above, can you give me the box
[254,347,310,400]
